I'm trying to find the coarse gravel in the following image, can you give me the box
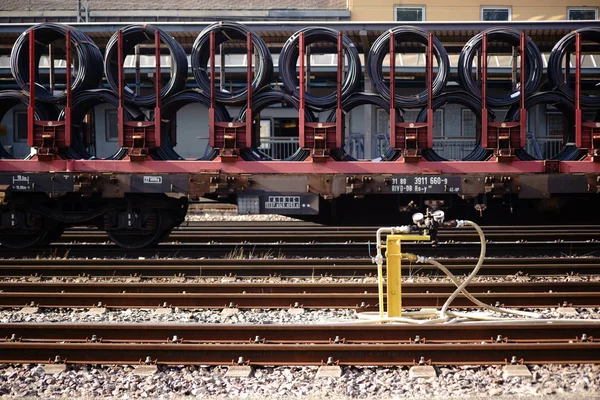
[1,307,599,325]
[0,363,599,399]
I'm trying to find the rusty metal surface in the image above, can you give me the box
[1,281,598,295]
[1,241,599,259]
[1,290,598,309]
[1,326,599,365]
[3,322,598,343]
[56,225,600,243]
[1,257,599,278]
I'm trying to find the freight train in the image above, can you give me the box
[0,21,598,248]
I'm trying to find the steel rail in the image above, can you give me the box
[2,241,598,259]
[1,257,599,278]
[1,290,598,308]
[57,227,600,243]
[1,323,600,365]
[3,322,598,343]
[2,281,598,295]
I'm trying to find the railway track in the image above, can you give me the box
[1,281,598,309]
[3,240,599,259]
[57,223,600,244]
[1,322,599,365]
[1,257,599,278]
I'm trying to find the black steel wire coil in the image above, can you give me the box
[325,92,405,161]
[58,89,142,160]
[279,27,361,110]
[458,27,543,108]
[104,24,188,108]
[153,89,231,160]
[11,23,104,104]
[191,21,273,105]
[548,27,600,107]
[504,91,584,161]
[413,91,495,162]
[237,89,316,161]
[368,26,449,108]
[0,90,58,159]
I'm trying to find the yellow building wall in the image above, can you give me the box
[349,0,598,21]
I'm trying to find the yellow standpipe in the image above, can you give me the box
[385,234,430,317]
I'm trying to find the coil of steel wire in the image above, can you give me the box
[0,90,58,159]
[237,89,316,161]
[368,26,449,108]
[57,89,143,160]
[153,89,230,161]
[191,21,273,105]
[548,27,600,107]
[11,23,104,104]
[409,91,495,162]
[325,92,405,161]
[458,27,543,108]
[279,27,361,111]
[504,91,585,161]
[104,25,188,108]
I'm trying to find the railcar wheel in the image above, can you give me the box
[104,208,165,249]
[0,210,50,249]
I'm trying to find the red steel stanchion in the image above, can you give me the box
[209,30,254,161]
[575,32,600,161]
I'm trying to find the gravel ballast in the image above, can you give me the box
[0,363,599,399]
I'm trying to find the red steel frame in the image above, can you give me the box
[27,29,72,160]
[3,26,599,176]
[209,31,254,161]
[298,31,344,161]
[575,32,600,160]
[117,29,161,160]
[481,32,526,158]
[389,31,433,161]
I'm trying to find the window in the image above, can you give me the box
[568,8,598,20]
[461,109,476,138]
[395,6,425,21]
[547,114,565,138]
[105,109,119,142]
[481,7,511,21]
[13,111,28,142]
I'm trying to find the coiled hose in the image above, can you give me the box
[152,89,231,161]
[104,24,188,108]
[237,89,316,161]
[0,90,58,159]
[411,91,494,161]
[11,23,104,104]
[191,21,273,105]
[547,27,600,107]
[57,89,143,160]
[325,92,404,161]
[458,27,543,107]
[279,27,361,111]
[504,91,585,161]
[368,26,449,108]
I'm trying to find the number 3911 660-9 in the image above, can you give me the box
[413,176,445,185]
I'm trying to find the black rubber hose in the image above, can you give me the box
[11,23,104,104]
[153,89,231,160]
[504,91,585,161]
[368,26,449,108]
[104,24,188,108]
[57,89,143,160]
[413,91,495,162]
[548,27,600,107]
[325,92,405,161]
[191,21,273,105]
[0,90,58,159]
[237,89,316,161]
[279,27,361,110]
[458,27,543,108]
